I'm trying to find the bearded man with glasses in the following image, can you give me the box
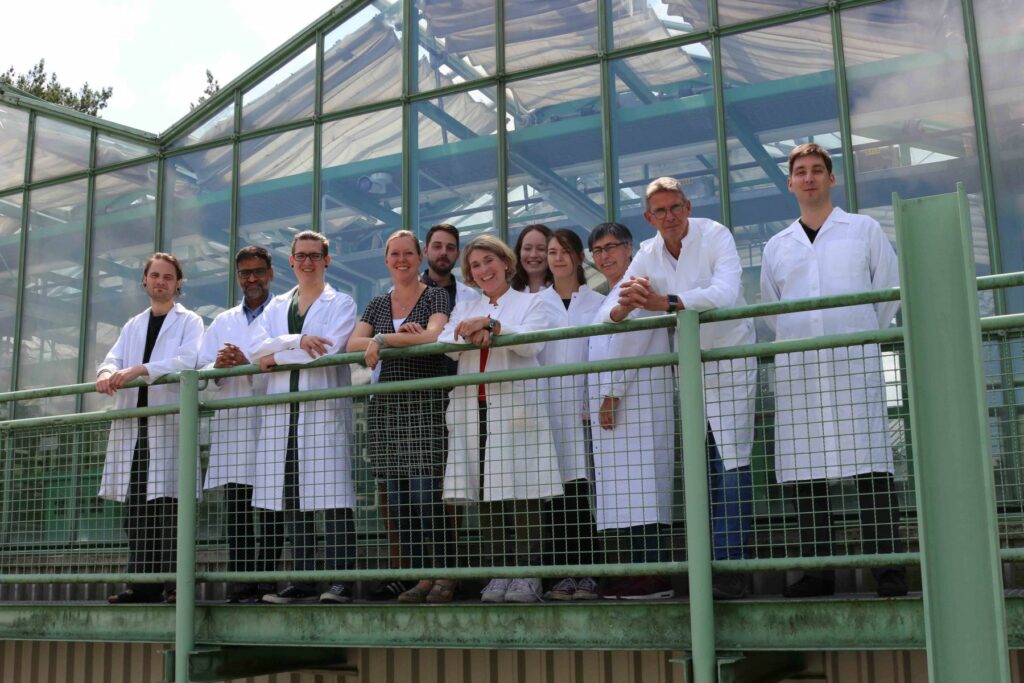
[604,177,758,600]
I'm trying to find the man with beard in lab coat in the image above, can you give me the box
[249,230,359,604]
[98,252,204,604]
[199,246,275,603]
[605,177,758,600]
[760,143,908,598]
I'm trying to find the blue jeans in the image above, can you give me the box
[707,426,752,561]
[385,476,448,570]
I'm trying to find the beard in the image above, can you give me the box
[429,258,453,277]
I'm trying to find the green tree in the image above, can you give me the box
[190,69,221,110]
[0,59,113,117]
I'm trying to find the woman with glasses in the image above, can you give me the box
[536,229,604,600]
[347,230,456,603]
[440,236,562,604]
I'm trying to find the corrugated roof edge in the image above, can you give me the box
[159,0,365,146]
[0,83,159,143]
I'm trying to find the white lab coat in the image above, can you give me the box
[199,304,269,490]
[609,218,757,470]
[248,285,357,511]
[589,287,675,531]
[537,285,605,483]
[97,303,204,503]
[440,288,564,504]
[760,207,900,482]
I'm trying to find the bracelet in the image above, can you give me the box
[373,333,388,347]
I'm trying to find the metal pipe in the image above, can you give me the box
[678,309,715,683]
[830,2,858,212]
[174,370,200,683]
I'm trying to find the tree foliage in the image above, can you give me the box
[190,70,221,110]
[0,59,113,117]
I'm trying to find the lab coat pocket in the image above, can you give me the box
[821,239,869,286]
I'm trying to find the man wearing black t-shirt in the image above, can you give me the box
[97,253,204,604]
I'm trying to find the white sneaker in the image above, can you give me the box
[481,578,511,603]
[543,577,577,601]
[573,577,600,601]
[505,577,542,603]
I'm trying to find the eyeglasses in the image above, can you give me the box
[649,203,689,220]
[590,241,627,257]
[292,252,324,262]
[237,267,269,279]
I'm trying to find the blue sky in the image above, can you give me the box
[4,0,338,134]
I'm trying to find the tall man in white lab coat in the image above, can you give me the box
[606,177,758,600]
[199,246,274,603]
[760,143,907,598]
[97,253,204,604]
[249,230,359,604]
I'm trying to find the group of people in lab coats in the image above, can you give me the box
[95,142,907,605]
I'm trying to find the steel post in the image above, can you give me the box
[174,370,200,683]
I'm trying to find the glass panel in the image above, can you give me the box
[237,127,314,297]
[722,15,843,304]
[95,134,157,168]
[0,106,29,191]
[169,102,234,149]
[162,145,233,324]
[715,0,825,26]
[612,0,708,51]
[612,45,718,244]
[321,109,403,309]
[976,0,1024,311]
[507,64,605,243]
[82,163,157,413]
[323,2,403,112]
[242,44,316,132]
[414,87,499,269]
[416,0,495,92]
[18,181,88,415]
[504,0,599,72]
[31,116,91,182]
[843,0,985,273]
[0,193,21,392]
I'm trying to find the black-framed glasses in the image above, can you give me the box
[649,203,688,220]
[590,241,627,257]
[292,252,324,262]
[237,267,269,279]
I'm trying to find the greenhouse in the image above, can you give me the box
[0,0,1022,681]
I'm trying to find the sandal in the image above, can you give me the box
[425,579,458,604]
[398,581,434,603]
[107,589,162,604]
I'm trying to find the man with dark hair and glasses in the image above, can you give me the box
[604,177,758,600]
[249,230,360,605]
[199,246,275,602]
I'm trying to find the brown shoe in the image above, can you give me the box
[425,579,457,603]
[398,581,434,603]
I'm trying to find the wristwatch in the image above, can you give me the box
[666,294,681,313]
[373,333,388,347]
[486,317,498,333]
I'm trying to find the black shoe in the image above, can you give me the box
[783,574,835,598]
[876,569,908,598]
[369,580,412,601]
[261,583,319,604]
[226,583,262,604]
[107,588,163,604]
[320,583,354,604]
[712,573,748,600]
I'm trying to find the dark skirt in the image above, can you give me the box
[367,388,448,478]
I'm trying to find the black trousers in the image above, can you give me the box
[125,423,177,598]
[547,479,598,567]
[792,472,906,581]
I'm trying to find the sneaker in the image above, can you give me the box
[875,569,909,598]
[226,583,262,604]
[543,577,577,601]
[261,583,319,604]
[617,576,674,600]
[573,577,599,601]
[481,578,512,603]
[369,580,412,601]
[783,574,835,598]
[712,573,748,600]
[599,577,635,600]
[320,583,354,604]
[505,578,543,603]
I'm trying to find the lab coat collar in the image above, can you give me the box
[780,207,849,247]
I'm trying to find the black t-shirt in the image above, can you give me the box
[136,312,167,408]
[800,219,819,244]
